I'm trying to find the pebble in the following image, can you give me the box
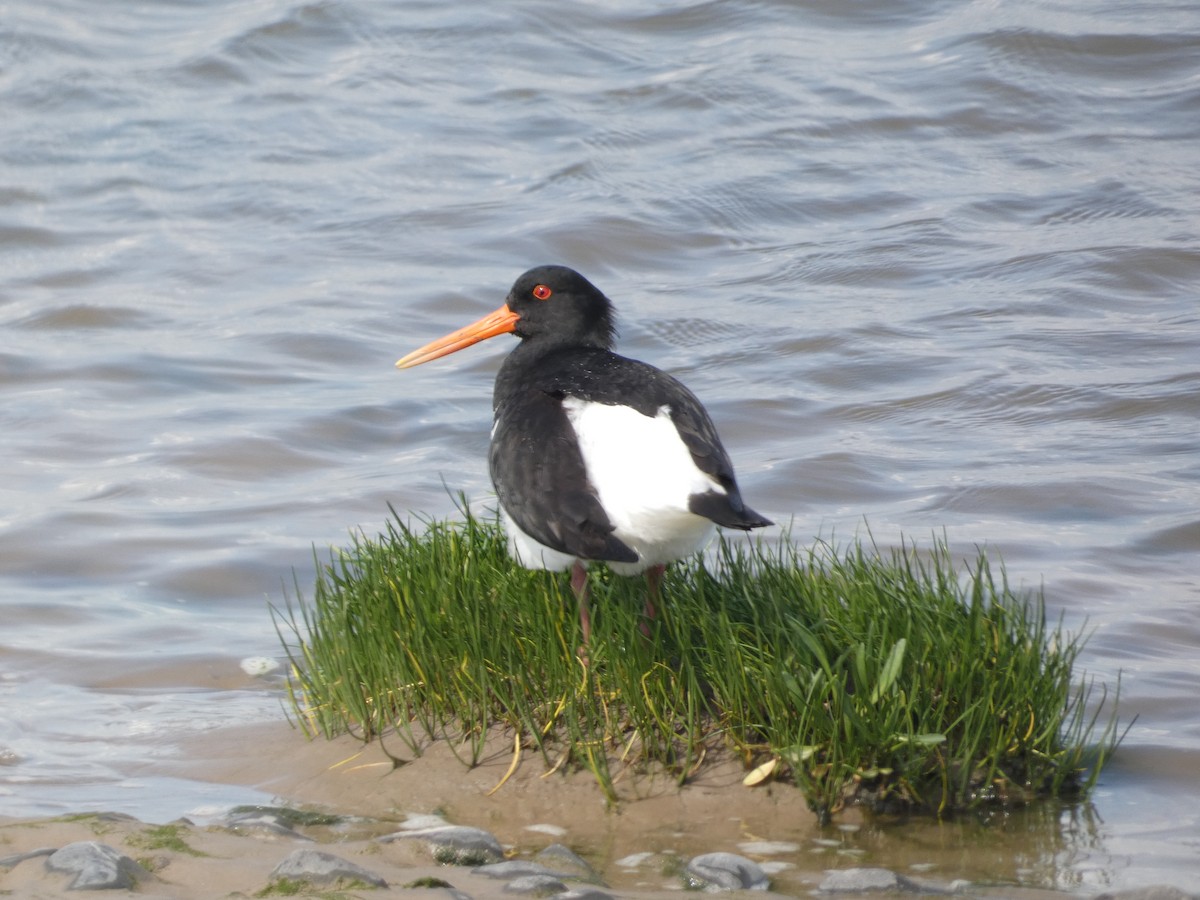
[474,860,576,880]
[526,823,569,837]
[614,850,655,868]
[222,809,315,841]
[533,843,602,882]
[401,812,453,830]
[380,823,505,865]
[8,805,1179,900]
[473,853,607,892]
[557,889,616,900]
[44,841,152,890]
[503,873,570,894]
[818,867,931,893]
[685,851,771,891]
[270,848,388,888]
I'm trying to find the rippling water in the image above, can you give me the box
[2,0,1198,890]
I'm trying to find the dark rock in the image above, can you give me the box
[474,860,566,880]
[533,843,601,883]
[270,848,388,888]
[503,874,569,895]
[404,876,455,888]
[44,841,151,890]
[557,889,615,900]
[381,825,504,865]
[685,852,770,891]
[819,867,919,893]
[0,847,56,869]
[227,805,342,828]
[401,878,473,900]
[223,809,315,841]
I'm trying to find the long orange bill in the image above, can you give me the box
[395,304,521,369]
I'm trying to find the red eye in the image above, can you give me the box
[532,284,552,300]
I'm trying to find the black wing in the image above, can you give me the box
[539,349,773,531]
[489,387,638,563]
[665,382,773,530]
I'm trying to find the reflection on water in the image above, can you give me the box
[2,0,1198,891]
[822,803,1114,893]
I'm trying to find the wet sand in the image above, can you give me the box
[0,721,1087,898]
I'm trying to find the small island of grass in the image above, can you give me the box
[275,507,1121,822]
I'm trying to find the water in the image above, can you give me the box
[2,0,1198,890]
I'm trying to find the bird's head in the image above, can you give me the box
[396,265,616,369]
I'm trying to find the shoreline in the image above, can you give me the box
[1,719,1167,899]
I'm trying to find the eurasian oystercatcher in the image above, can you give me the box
[397,265,771,646]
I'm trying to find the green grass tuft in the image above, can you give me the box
[274,506,1122,821]
[125,824,207,857]
[256,879,364,899]
[403,877,454,889]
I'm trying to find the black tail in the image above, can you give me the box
[688,490,773,531]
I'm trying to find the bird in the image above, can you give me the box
[396,265,771,648]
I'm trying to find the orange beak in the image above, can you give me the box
[395,304,521,369]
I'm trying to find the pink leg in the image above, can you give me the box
[641,563,666,638]
[570,560,592,648]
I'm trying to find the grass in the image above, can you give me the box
[227,806,343,828]
[125,824,206,857]
[275,506,1122,822]
[255,879,364,899]
[52,813,117,836]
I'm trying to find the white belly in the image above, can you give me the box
[561,397,722,574]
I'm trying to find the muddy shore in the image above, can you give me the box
[0,722,1184,899]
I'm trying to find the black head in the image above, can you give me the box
[505,265,617,351]
[396,265,618,370]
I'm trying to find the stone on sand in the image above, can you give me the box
[533,843,602,882]
[474,860,571,880]
[381,824,505,865]
[819,867,925,893]
[684,852,770,891]
[270,848,388,888]
[502,873,570,894]
[44,841,152,890]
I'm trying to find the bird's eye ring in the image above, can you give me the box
[532,284,552,300]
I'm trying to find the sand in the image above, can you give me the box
[0,720,1078,899]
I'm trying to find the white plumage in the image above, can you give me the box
[540,398,722,573]
[499,398,722,574]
